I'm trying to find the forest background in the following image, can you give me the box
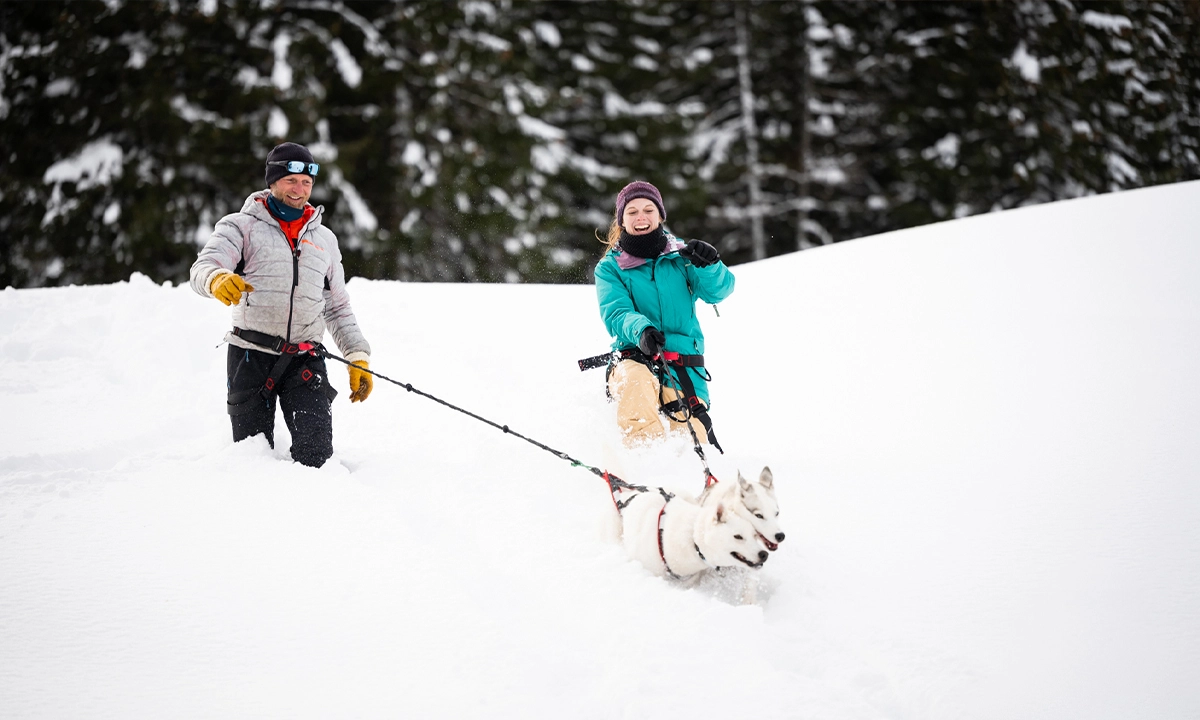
[2,0,1198,288]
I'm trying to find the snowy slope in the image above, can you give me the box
[2,181,1199,719]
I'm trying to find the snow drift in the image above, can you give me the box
[2,181,1199,719]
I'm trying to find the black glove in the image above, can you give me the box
[638,327,666,357]
[679,239,720,268]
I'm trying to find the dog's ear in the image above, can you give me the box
[714,480,739,522]
[759,466,774,490]
[738,473,754,494]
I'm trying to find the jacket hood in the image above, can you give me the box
[240,190,324,230]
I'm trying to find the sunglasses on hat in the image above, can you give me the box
[267,160,320,176]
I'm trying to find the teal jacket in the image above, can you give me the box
[595,235,735,405]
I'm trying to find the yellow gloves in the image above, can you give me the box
[348,361,373,402]
[210,272,254,306]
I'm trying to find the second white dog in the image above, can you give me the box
[612,477,768,580]
[699,467,785,552]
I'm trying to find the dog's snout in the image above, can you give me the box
[757,550,768,561]
[775,532,785,542]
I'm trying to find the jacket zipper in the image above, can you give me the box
[651,256,665,339]
[282,208,321,343]
[286,244,299,342]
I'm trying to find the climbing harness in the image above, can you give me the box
[226,327,335,416]
[579,348,722,450]
[580,346,723,487]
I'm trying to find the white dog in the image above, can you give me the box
[608,475,769,581]
[699,467,785,552]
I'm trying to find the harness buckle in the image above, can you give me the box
[281,342,316,355]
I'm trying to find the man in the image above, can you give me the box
[190,141,373,467]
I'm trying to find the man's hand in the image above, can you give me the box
[210,272,254,306]
[348,361,373,402]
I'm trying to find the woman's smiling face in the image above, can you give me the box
[622,198,661,235]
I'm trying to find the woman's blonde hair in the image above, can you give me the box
[596,215,622,251]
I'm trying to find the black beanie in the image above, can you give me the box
[264,142,317,187]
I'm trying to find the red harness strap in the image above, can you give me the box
[602,471,620,513]
[657,502,680,579]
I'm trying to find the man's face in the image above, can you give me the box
[269,174,313,209]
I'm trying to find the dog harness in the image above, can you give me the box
[602,472,711,580]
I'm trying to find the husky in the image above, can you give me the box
[608,475,769,581]
[699,467,786,552]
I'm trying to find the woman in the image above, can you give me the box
[595,180,735,448]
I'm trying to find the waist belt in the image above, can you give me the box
[578,348,705,371]
[232,327,316,356]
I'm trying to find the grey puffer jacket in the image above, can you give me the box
[190,190,370,360]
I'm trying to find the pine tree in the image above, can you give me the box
[0,0,276,288]
[3,0,1199,289]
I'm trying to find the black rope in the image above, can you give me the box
[319,348,638,491]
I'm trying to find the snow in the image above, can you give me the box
[3,181,1200,719]
[171,95,233,129]
[326,167,379,235]
[533,21,562,48]
[1081,11,1134,34]
[1010,41,1041,83]
[268,106,289,139]
[42,138,124,188]
[272,31,293,91]
[41,138,124,228]
[328,38,363,88]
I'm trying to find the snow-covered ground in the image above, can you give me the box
[2,181,1199,719]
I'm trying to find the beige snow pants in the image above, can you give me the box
[607,359,708,447]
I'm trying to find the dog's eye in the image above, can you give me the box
[755,513,765,519]
[733,534,744,540]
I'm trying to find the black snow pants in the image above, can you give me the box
[226,345,338,467]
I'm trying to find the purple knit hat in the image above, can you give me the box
[615,180,666,224]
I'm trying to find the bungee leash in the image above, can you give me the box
[317,347,644,494]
